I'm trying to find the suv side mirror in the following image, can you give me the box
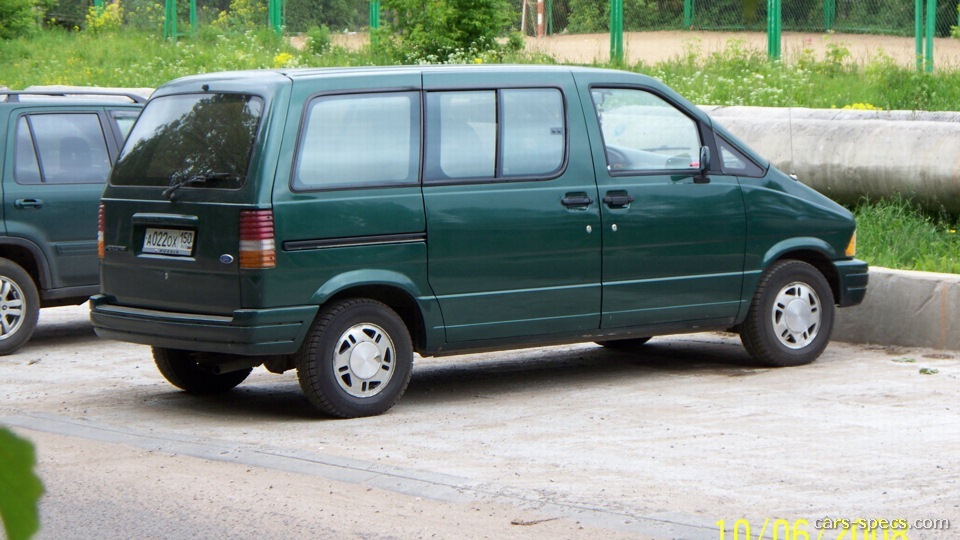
[694,146,711,184]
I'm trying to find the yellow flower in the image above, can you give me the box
[273,52,294,68]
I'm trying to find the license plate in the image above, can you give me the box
[143,228,195,256]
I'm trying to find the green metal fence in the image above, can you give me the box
[525,0,960,37]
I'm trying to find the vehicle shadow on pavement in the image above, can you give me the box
[401,338,764,407]
[133,336,769,420]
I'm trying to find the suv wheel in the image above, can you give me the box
[0,259,40,356]
[739,260,835,367]
[153,348,252,393]
[297,299,413,418]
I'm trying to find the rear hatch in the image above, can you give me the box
[100,85,279,315]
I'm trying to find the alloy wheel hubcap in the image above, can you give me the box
[333,323,395,398]
[772,281,821,349]
[0,277,25,340]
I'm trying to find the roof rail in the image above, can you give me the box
[0,90,147,104]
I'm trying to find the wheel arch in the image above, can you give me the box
[760,239,842,305]
[0,239,49,291]
[314,271,427,351]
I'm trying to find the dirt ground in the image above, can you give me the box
[328,30,960,67]
[2,305,958,539]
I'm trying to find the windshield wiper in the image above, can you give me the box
[162,172,239,201]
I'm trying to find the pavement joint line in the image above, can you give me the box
[3,410,718,539]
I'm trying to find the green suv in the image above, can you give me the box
[91,66,868,417]
[0,90,143,354]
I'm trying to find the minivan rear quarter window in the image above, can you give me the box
[293,91,420,191]
[111,93,262,189]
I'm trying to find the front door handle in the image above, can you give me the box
[561,194,594,208]
[15,198,44,210]
[602,193,634,208]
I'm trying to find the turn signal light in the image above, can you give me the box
[239,209,276,269]
[845,230,857,257]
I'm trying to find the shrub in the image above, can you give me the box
[84,2,123,34]
[305,24,331,55]
[378,0,515,63]
[0,0,40,40]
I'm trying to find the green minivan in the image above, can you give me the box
[91,66,868,417]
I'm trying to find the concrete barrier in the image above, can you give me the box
[834,267,960,350]
[703,106,960,213]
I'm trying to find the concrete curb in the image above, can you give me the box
[834,267,960,350]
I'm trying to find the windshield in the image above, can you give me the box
[111,93,263,188]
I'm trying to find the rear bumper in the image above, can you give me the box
[834,259,869,307]
[90,295,318,356]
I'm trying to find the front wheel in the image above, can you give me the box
[0,259,40,356]
[739,260,835,367]
[297,299,413,418]
[153,348,252,394]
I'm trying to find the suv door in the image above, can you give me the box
[3,109,121,292]
[578,81,747,328]
[422,70,601,343]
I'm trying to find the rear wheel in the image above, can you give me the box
[739,260,835,367]
[153,348,252,394]
[297,299,413,418]
[0,259,40,356]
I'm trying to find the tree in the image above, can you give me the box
[0,0,40,40]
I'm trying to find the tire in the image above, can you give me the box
[153,347,252,394]
[595,337,651,350]
[296,299,413,418]
[739,260,835,367]
[0,259,40,356]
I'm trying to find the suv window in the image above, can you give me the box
[425,88,565,181]
[293,92,420,191]
[718,135,765,177]
[111,93,261,189]
[591,88,701,173]
[14,113,111,184]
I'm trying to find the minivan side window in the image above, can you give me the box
[14,113,111,185]
[293,91,420,191]
[425,88,565,181]
[717,135,765,177]
[591,88,701,173]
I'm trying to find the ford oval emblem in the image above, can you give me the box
[220,254,235,265]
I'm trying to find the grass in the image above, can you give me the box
[853,197,960,273]
[2,28,959,273]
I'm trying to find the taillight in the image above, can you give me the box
[239,209,276,269]
[97,203,105,259]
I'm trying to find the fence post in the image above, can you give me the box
[268,0,285,36]
[547,0,553,35]
[823,0,835,31]
[684,0,693,28]
[163,0,177,41]
[925,0,935,72]
[766,0,781,60]
[369,0,380,29]
[610,0,624,63]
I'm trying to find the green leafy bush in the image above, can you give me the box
[84,3,123,34]
[378,0,516,63]
[305,24,331,55]
[0,0,40,40]
[0,427,44,540]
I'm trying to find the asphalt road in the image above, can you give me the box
[2,305,957,539]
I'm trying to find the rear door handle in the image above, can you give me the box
[15,198,44,209]
[602,193,634,208]
[561,194,594,208]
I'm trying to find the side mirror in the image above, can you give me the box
[694,146,711,184]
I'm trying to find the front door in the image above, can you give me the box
[578,83,747,328]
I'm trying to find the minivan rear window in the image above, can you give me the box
[111,93,262,189]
